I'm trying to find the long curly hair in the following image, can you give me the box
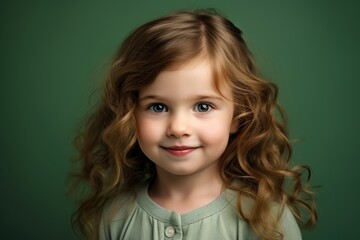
[70,9,317,240]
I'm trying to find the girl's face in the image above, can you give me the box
[135,58,237,178]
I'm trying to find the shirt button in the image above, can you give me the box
[165,225,175,238]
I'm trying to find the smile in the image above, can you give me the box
[161,146,199,157]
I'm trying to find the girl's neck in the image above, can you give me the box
[148,166,224,214]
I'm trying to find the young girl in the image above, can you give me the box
[72,9,317,240]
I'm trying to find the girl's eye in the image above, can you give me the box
[194,103,213,112]
[148,103,168,113]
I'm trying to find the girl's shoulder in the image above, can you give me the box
[99,185,141,240]
[279,205,302,239]
[225,187,302,240]
[100,183,144,228]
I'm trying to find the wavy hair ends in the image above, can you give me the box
[70,9,317,240]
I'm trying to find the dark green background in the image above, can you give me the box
[1,1,359,239]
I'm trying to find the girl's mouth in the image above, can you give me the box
[161,146,199,157]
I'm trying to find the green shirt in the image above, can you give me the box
[100,182,301,240]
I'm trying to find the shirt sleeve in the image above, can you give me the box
[99,211,109,240]
[280,205,302,240]
[98,192,137,240]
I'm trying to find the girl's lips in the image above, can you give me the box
[161,146,199,157]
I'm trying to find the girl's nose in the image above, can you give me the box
[166,113,191,138]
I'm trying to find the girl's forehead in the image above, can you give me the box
[138,57,232,101]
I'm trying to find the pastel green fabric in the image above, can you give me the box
[99,182,301,240]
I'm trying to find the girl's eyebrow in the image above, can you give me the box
[193,95,224,101]
[138,95,166,102]
[138,95,224,102]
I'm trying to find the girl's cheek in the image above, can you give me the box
[136,118,163,139]
[199,124,230,143]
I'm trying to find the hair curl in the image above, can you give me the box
[70,9,317,240]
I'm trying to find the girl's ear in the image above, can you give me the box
[230,118,239,134]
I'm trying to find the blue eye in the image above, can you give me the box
[194,103,212,112]
[148,103,167,113]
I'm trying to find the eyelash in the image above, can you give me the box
[147,102,214,113]
[147,103,168,113]
[194,103,213,112]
